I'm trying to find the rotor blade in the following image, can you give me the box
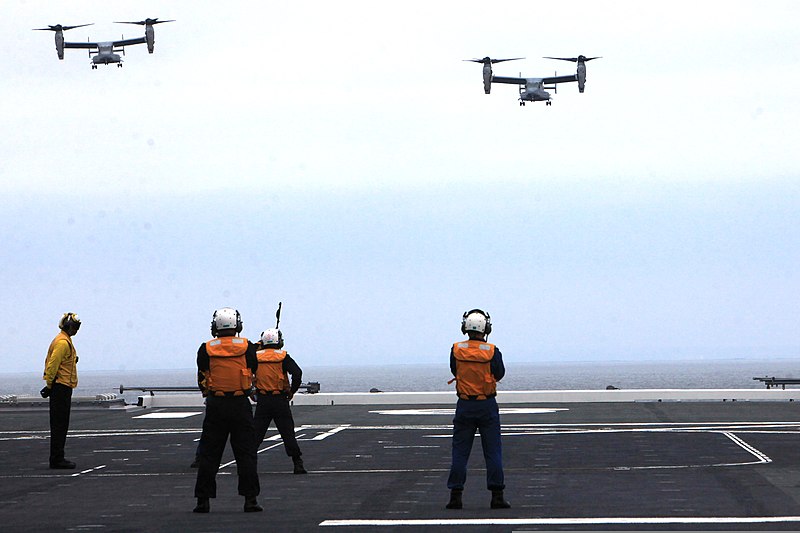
[114,19,175,25]
[545,56,602,62]
[62,23,94,31]
[544,56,578,62]
[34,23,93,32]
[464,57,523,65]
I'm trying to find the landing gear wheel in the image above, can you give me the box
[546,101,552,106]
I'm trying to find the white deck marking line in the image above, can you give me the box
[220,440,288,469]
[3,421,794,441]
[383,445,439,449]
[722,431,772,464]
[421,422,800,437]
[255,442,284,455]
[320,516,800,527]
[1,421,794,436]
[313,468,449,474]
[262,425,343,443]
[0,427,201,434]
[92,449,149,453]
[219,442,281,469]
[309,424,350,441]
[733,430,800,434]
[426,425,773,471]
[0,469,444,479]
[0,429,202,441]
[264,429,307,442]
[0,472,215,480]
[478,421,800,429]
[132,412,202,419]
[369,408,568,416]
[71,464,107,477]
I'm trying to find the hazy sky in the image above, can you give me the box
[2,1,799,373]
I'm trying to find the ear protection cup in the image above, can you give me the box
[460,311,469,334]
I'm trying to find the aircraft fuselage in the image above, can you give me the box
[520,80,551,102]
[92,43,121,66]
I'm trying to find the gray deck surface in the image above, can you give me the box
[2,401,800,531]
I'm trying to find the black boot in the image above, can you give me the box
[445,489,463,509]
[49,459,76,469]
[490,489,511,509]
[193,497,210,513]
[292,456,307,474]
[243,497,263,512]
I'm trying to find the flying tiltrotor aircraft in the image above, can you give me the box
[465,55,601,106]
[34,18,174,69]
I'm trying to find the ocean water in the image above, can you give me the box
[3,359,799,405]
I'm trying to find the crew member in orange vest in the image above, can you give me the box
[446,309,511,510]
[253,328,306,474]
[41,312,81,469]
[193,307,262,513]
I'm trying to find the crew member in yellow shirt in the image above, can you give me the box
[41,312,80,469]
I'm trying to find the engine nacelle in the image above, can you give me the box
[483,63,492,94]
[55,30,65,60]
[577,63,586,93]
[145,25,155,53]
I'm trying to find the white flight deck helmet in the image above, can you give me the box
[211,307,243,336]
[260,328,284,348]
[461,309,492,336]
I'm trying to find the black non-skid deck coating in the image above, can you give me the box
[2,401,800,531]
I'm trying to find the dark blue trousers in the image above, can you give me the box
[194,395,260,499]
[447,397,505,491]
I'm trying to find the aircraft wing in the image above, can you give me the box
[492,76,527,85]
[112,37,147,47]
[64,41,99,49]
[542,74,577,84]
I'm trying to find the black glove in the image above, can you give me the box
[40,386,51,398]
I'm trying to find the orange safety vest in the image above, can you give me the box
[254,348,289,394]
[205,337,252,395]
[452,340,497,400]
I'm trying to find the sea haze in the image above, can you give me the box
[3,359,799,405]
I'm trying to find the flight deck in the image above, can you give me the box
[2,394,800,531]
